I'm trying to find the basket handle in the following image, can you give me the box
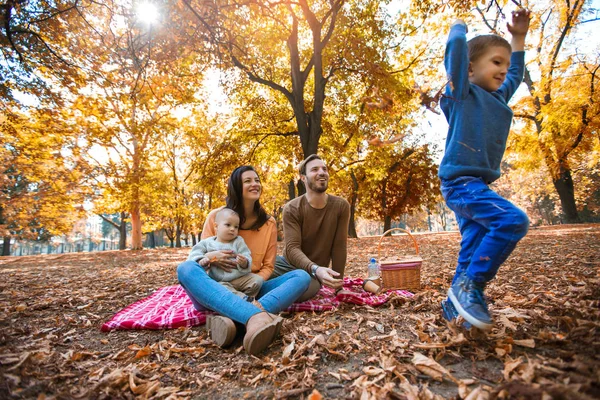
[377,228,419,260]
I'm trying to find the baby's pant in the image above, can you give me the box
[220,273,264,299]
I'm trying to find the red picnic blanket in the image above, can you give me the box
[101,277,413,332]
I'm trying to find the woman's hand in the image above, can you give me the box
[315,267,343,290]
[204,250,237,272]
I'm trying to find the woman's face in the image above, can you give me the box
[241,170,261,202]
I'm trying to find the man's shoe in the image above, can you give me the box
[206,315,237,347]
[448,275,492,331]
[441,297,472,329]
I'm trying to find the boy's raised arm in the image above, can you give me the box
[507,8,531,52]
[445,19,470,100]
[499,8,531,101]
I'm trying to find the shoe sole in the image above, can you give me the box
[207,315,236,347]
[447,289,492,331]
[243,316,283,356]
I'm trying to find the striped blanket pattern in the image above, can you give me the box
[101,277,413,331]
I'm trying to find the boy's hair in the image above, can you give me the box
[298,154,323,176]
[467,35,512,62]
[215,208,239,223]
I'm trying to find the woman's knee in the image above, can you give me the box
[290,269,311,290]
[177,260,202,283]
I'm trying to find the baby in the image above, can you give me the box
[187,208,263,299]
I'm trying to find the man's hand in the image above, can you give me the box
[315,267,343,290]
[236,254,248,268]
[507,8,531,37]
[204,250,236,272]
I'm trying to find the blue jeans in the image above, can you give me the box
[441,176,529,284]
[177,261,311,325]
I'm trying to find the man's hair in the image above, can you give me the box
[467,35,511,63]
[215,207,239,223]
[298,154,323,176]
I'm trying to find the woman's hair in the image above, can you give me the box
[467,35,511,62]
[226,166,270,230]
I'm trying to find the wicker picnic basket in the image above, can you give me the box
[377,228,422,292]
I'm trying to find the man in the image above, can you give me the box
[271,154,350,301]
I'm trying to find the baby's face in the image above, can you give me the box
[468,46,511,92]
[215,214,240,242]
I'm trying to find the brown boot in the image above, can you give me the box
[251,301,284,337]
[243,312,283,356]
[206,315,236,347]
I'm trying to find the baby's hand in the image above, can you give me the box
[236,255,248,268]
[199,257,210,267]
[507,8,531,37]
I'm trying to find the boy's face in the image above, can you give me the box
[215,213,240,242]
[468,46,511,92]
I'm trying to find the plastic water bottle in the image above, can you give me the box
[368,257,379,278]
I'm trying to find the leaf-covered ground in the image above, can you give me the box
[1,224,599,399]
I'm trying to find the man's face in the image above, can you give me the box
[302,159,329,194]
[468,46,511,92]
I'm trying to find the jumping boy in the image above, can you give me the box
[439,10,531,330]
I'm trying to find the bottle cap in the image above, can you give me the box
[369,258,376,263]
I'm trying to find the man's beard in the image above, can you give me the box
[308,177,328,193]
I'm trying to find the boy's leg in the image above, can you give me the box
[229,274,264,298]
[442,177,529,329]
[270,255,321,301]
[452,215,488,284]
[443,177,529,282]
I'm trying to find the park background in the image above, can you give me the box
[1,1,599,399]
[1,0,599,256]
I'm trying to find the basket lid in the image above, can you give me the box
[379,256,422,265]
[380,261,421,271]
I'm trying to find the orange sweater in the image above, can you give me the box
[201,208,277,280]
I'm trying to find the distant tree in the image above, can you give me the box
[0,110,89,255]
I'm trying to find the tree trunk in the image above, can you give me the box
[552,165,580,223]
[148,231,156,248]
[348,172,359,238]
[297,179,306,196]
[175,224,182,248]
[119,212,127,250]
[384,215,392,232]
[288,179,296,201]
[191,234,197,246]
[130,205,143,250]
[2,236,10,256]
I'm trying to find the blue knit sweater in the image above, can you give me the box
[438,24,525,184]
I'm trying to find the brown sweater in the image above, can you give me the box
[282,194,350,276]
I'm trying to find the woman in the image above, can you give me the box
[177,166,311,356]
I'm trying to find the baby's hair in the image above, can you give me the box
[215,207,239,223]
[467,35,511,62]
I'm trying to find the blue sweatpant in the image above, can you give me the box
[441,176,529,284]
